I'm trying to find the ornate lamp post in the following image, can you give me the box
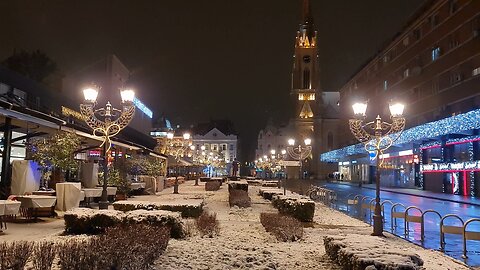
[286,138,312,179]
[165,132,192,193]
[80,85,135,209]
[349,101,406,236]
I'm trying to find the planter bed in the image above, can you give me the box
[259,188,284,200]
[271,195,315,222]
[324,235,424,270]
[227,181,248,192]
[112,200,204,218]
[64,208,186,238]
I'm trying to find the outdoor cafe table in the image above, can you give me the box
[56,182,82,211]
[130,182,146,190]
[0,200,21,230]
[15,195,56,219]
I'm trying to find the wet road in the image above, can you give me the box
[282,179,480,267]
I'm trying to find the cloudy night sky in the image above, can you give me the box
[0,0,425,160]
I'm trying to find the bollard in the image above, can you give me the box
[195,177,199,186]
[283,179,286,195]
[173,177,179,194]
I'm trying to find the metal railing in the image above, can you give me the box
[335,193,480,260]
[306,185,337,208]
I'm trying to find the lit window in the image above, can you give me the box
[383,80,388,90]
[473,67,480,76]
[403,69,410,78]
[431,47,441,61]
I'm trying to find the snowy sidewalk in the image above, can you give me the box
[154,182,470,270]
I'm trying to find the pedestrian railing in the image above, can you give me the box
[440,214,464,251]
[463,218,480,258]
[420,209,442,242]
[404,206,422,237]
[307,185,337,207]
[380,200,394,225]
[390,203,406,232]
[333,192,480,259]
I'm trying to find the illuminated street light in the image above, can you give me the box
[80,84,135,209]
[286,137,312,180]
[349,101,406,236]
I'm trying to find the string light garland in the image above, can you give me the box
[322,108,480,162]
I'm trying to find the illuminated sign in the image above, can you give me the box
[421,161,480,172]
[133,98,153,119]
[62,106,87,120]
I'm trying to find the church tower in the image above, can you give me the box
[291,0,321,138]
[288,0,324,178]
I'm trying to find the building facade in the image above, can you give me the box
[323,0,480,197]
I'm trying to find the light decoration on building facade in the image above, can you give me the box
[420,161,480,172]
[133,97,153,119]
[321,108,480,162]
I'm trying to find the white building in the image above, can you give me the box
[192,127,238,164]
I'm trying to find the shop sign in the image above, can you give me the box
[62,106,87,120]
[421,161,480,172]
[279,160,301,166]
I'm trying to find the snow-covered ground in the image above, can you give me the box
[154,182,470,270]
[0,181,473,269]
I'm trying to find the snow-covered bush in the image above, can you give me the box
[260,212,303,242]
[57,239,96,270]
[58,224,170,270]
[196,212,220,237]
[229,189,251,208]
[113,200,204,218]
[259,188,284,200]
[228,181,248,192]
[205,181,221,191]
[324,235,424,270]
[271,195,315,222]
[64,208,186,238]
[31,241,56,270]
[0,241,32,270]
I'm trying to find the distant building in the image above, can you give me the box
[322,0,480,197]
[192,120,238,170]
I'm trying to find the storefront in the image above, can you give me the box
[321,108,480,197]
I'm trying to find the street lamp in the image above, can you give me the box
[286,137,312,179]
[349,101,406,236]
[80,84,135,209]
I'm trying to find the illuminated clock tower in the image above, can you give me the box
[291,0,320,136]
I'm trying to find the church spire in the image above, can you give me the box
[296,0,316,48]
[301,0,313,25]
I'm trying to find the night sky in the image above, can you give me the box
[0,0,425,161]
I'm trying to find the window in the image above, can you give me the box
[403,37,410,46]
[327,132,334,150]
[472,67,480,76]
[229,144,234,150]
[212,144,218,151]
[0,83,9,94]
[303,69,310,89]
[450,72,462,84]
[413,29,422,40]
[430,15,439,28]
[383,80,388,90]
[222,144,227,151]
[383,54,390,63]
[449,34,459,49]
[431,47,441,61]
[403,69,410,78]
[449,0,458,14]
